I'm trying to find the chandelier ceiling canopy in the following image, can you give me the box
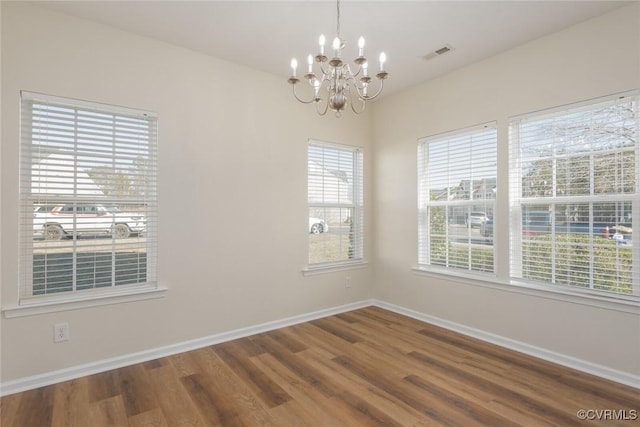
[287,0,388,118]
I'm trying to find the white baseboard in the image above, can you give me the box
[372,299,640,390]
[2,297,637,395]
[0,299,374,396]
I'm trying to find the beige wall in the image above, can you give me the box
[371,3,640,376]
[0,3,372,382]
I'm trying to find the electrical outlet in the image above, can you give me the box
[53,322,69,343]
[345,276,352,288]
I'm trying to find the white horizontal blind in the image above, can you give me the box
[510,92,639,297]
[308,140,363,266]
[19,92,158,301]
[418,124,497,273]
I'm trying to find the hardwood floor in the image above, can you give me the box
[2,306,638,426]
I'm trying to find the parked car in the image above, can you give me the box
[309,217,328,234]
[610,224,632,242]
[34,204,146,240]
[480,211,632,243]
[480,218,493,237]
[465,212,489,228]
[482,211,550,237]
[522,211,552,236]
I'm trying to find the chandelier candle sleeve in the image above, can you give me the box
[291,58,297,77]
[314,79,320,97]
[307,55,313,73]
[332,37,341,57]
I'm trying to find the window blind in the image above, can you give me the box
[509,92,639,297]
[418,124,497,273]
[308,140,363,266]
[19,92,158,302]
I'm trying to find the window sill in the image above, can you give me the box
[412,267,639,314]
[302,261,369,276]
[2,285,167,318]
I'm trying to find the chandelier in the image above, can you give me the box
[287,0,388,118]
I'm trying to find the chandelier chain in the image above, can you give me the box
[336,0,341,39]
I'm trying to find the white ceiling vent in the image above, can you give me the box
[422,44,455,61]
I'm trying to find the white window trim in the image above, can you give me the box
[413,92,639,310]
[307,139,364,270]
[412,267,639,315]
[301,260,369,276]
[509,91,639,299]
[17,91,159,306]
[417,122,497,275]
[3,286,167,318]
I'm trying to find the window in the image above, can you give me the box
[308,140,363,266]
[418,124,497,273]
[510,92,639,297]
[19,92,158,303]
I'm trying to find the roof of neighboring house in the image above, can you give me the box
[308,159,352,205]
[31,151,105,196]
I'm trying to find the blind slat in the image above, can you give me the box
[308,140,364,266]
[510,92,638,298]
[19,91,158,300]
[418,123,497,274]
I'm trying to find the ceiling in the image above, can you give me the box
[31,1,629,96]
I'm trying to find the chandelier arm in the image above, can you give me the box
[291,84,317,104]
[345,63,363,79]
[318,61,331,77]
[316,75,331,100]
[317,73,330,90]
[316,98,330,116]
[351,83,369,100]
[360,78,386,101]
[342,73,359,87]
[350,92,366,114]
[348,77,371,100]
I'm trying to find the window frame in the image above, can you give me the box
[417,122,498,277]
[16,91,159,309]
[306,139,365,271]
[509,91,640,300]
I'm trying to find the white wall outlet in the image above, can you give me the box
[53,322,70,343]
[345,276,352,288]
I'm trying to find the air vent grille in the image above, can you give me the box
[422,44,455,61]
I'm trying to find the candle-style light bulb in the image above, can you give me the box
[319,34,326,55]
[332,37,341,57]
[307,54,314,73]
[379,52,386,72]
[291,58,298,77]
[358,36,365,57]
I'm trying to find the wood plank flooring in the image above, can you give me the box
[1,306,638,426]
